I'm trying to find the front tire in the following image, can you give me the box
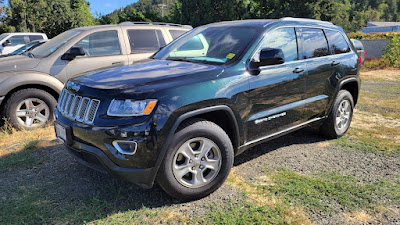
[3,88,57,130]
[320,90,354,138]
[157,119,234,201]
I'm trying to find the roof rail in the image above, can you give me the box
[280,17,334,25]
[119,21,193,29]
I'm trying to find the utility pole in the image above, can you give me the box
[158,0,167,18]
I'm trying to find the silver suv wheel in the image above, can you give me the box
[15,98,50,128]
[336,99,351,132]
[172,137,222,188]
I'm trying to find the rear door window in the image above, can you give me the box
[127,29,166,53]
[324,30,350,54]
[169,30,187,39]
[300,28,329,59]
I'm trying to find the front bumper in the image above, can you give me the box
[65,138,155,188]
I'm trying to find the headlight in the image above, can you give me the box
[107,99,157,117]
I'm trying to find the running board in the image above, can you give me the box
[242,117,323,148]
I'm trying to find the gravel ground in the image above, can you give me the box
[1,69,399,224]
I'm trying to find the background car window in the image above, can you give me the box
[7,35,27,46]
[324,30,350,54]
[75,30,121,57]
[28,35,44,42]
[260,27,298,63]
[169,30,187,39]
[177,35,204,51]
[128,29,165,53]
[301,28,329,59]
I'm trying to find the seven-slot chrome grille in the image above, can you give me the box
[57,89,100,124]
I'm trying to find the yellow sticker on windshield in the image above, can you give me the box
[226,53,236,59]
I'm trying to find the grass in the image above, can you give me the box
[0,69,399,224]
[261,169,400,215]
[362,58,392,70]
[333,69,400,156]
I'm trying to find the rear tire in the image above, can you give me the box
[3,88,57,130]
[157,119,234,201]
[320,90,354,138]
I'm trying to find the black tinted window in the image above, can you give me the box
[301,28,329,59]
[75,30,121,57]
[261,27,298,63]
[169,30,187,39]
[128,29,165,53]
[29,35,44,42]
[325,30,350,54]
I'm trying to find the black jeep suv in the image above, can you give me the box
[55,18,361,200]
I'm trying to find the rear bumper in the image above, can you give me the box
[65,140,156,188]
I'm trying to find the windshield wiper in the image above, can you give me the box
[166,57,223,65]
[27,52,34,58]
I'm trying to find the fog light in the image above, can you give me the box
[112,140,137,155]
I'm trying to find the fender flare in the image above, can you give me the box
[0,72,64,102]
[149,105,240,186]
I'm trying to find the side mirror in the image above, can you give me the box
[250,48,285,72]
[2,40,10,47]
[61,46,85,60]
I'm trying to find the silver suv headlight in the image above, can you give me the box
[107,99,157,117]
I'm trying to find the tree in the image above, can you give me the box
[3,0,94,37]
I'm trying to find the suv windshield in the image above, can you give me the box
[31,29,81,58]
[153,26,259,65]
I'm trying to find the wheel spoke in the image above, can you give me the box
[199,139,213,158]
[16,110,27,117]
[35,103,47,112]
[175,167,190,179]
[193,171,205,186]
[35,113,48,123]
[25,117,33,127]
[337,119,342,128]
[204,159,219,171]
[24,99,33,109]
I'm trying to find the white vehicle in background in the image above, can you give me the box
[0,33,48,55]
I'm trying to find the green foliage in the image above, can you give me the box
[363,58,391,70]
[2,0,94,38]
[347,32,400,40]
[383,36,400,66]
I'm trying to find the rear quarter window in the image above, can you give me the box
[29,35,44,42]
[169,30,187,39]
[300,28,329,59]
[324,30,350,54]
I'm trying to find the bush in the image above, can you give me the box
[347,32,400,40]
[383,36,400,67]
[363,58,391,70]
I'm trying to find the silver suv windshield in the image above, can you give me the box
[31,29,81,58]
[153,26,259,65]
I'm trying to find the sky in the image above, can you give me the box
[88,0,138,16]
[2,0,138,16]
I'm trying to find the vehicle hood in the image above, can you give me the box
[72,59,224,92]
[0,55,41,73]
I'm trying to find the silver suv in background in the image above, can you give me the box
[0,22,192,129]
[0,32,48,55]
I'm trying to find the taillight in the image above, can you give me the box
[359,57,362,66]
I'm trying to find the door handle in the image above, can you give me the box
[293,68,305,73]
[112,61,123,66]
[331,61,340,66]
